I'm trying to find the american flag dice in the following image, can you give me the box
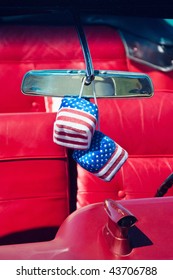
[53,97,98,149]
[72,130,128,181]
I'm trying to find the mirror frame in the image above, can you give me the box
[21,69,154,98]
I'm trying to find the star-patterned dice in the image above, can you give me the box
[73,130,128,181]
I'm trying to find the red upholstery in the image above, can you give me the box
[85,26,128,70]
[0,26,46,112]
[76,90,173,207]
[0,112,70,243]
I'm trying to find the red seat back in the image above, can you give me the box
[0,112,70,244]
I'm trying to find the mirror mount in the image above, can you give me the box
[73,11,95,85]
[21,10,154,98]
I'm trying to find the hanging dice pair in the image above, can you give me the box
[53,94,128,181]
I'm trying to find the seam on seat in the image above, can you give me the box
[0,194,69,202]
[0,156,68,161]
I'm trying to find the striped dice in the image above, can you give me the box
[53,97,98,149]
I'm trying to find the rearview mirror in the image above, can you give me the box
[21,70,154,98]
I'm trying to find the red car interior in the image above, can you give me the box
[0,197,173,260]
[0,22,173,258]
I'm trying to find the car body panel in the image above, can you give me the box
[0,197,172,260]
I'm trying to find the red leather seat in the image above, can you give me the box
[0,113,70,243]
[0,25,46,112]
[0,24,83,243]
[76,90,173,207]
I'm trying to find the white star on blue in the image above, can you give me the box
[73,131,116,172]
[59,97,98,119]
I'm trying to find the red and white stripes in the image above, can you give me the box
[53,107,97,149]
[94,144,128,181]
